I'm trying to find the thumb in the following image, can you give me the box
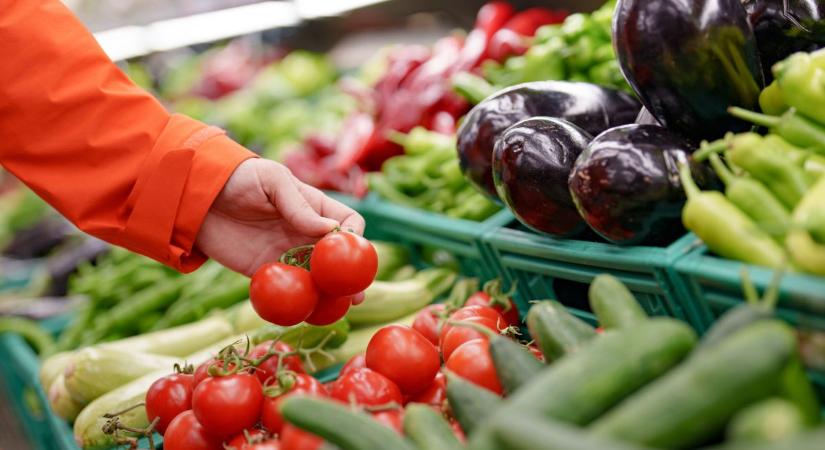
[264,165,338,236]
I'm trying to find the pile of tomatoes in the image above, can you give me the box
[249,230,378,327]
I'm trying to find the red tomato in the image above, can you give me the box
[194,358,239,386]
[372,409,404,434]
[445,339,502,395]
[225,428,268,450]
[310,231,378,296]
[243,440,280,450]
[450,420,466,444]
[439,305,505,344]
[192,373,264,439]
[261,375,326,434]
[330,368,403,406]
[366,325,440,394]
[408,372,446,407]
[249,341,305,385]
[305,294,352,326]
[439,316,498,361]
[465,292,520,327]
[250,262,318,326]
[596,327,605,334]
[412,304,446,345]
[145,374,194,434]
[280,424,323,450]
[163,410,223,450]
[339,354,367,377]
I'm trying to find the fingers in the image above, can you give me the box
[296,179,367,235]
[261,163,339,236]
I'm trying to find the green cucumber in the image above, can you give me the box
[403,404,464,450]
[490,414,655,450]
[445,371,502,435]
[727,398,807,442]
[778,356,821,425]
[280,396,416,450]
[591,321,798,449]
[488,334,544,394]
[588,274,647,329]
[469,318,697,450]
[702,428,825,450]
[526,301,596,361]
[697,305,773,352]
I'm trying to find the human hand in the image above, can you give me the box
[195,158,365,276]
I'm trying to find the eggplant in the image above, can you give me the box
[492,117,592,237]
[569,125,717,246]
[743,0,825,80]
[635,107,662,126]
[457,81,640,200]
[614,0,765,142]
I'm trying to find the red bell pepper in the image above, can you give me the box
[488,8,568,62]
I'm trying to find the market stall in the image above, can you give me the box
[1,0,825,449]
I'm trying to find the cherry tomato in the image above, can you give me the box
[412,304,446,345]
[465,292,520,327]
[194,358,239,386]
[330,368,403,406]
[249,341,305,385]
[310,231,378,296]
[339,354,367,377]
[192,373,264,439]
[438,305,504,344]
[445,339,502,394]
[280,423,323,450]
[372,409,404,434]
[261,375,326,433]
[145,373,194,434]
[163,410,223,450]
[439,316,498,361]
[409,372,446,407]
[250,262,318,326]
[225,428,268,450]
[305,294,352,326]
[366,325,440,394]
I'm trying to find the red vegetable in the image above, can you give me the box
[261,375,326,434]
[329,368,403,407]
[445,339,503,394]
[412,304,446,346]
[305,294,352,326]
[372,409,404,434]
[408,371,447,407]
[249,341,305,385]
[366,325,440,394]
[488,8,567,62]
[145,374,195,434]
[225,428,268,450]
[474,1,516,36]
[339,354,367,377]
[465,291,520,328]
[280,423,324,450]
[192,373,264,439]
[163,410,223,450]
[250,262,318,326]
[310,231,378,297]
[439,316,499,361]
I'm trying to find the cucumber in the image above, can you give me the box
[280,396,416,450]
[403,404,464,450]
[588,274,647,329]
[727,398,807,443]
[469,318,697,450]
[346,269,456,326]
[445,371,502,435]
[591,321,798,449]
[64,348,178,405]
[778,356,821,425]
[702,428,825,450]
[490,414,655,450]
[697,305,772,352]
[488,334,544,394]
[526,301,596,361]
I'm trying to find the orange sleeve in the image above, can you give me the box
[0,1,257,272]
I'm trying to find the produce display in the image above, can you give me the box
[3,1,825,450]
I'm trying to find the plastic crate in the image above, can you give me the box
[359,193,512,281]
[480,215,700,326]
[673,240,825,406]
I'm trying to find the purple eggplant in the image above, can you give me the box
[493,117,592,237]
[614,0,764,142]
[743,0,825,80]
[457,81,640,200]
[569,124,717,245]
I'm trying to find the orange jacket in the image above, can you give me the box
[0,1,256,272]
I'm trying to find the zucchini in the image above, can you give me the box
[64,348,178,405]
[526,301,596,361]
[469,318,697,450]
[591,321,798,449]
[403,404,464,450]
[490,414,655,450]
[373,241,410,281]
[488,334,543,394]
[39,351,75,393]
[48,373,84,421]
[703,428,825,450]
[445,371,502,435]
[346,268,456,325]
[727,398,807,443]
[280,396,417,450]
[588,274,647,329]
[97,314,235,357]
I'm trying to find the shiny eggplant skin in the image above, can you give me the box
[743,0,825,80]
[493,117,592,237]
[457,81,640,200]
[613,0,764,142]
[635,106,662,126]
[569,125,716,246]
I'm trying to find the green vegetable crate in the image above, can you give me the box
[672,237,825,408]
[480,216,701,327]
[358,193,511,281]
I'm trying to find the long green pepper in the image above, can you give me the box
[775,50,825,126]
[728,107,825,155]
[786,176,825,275]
